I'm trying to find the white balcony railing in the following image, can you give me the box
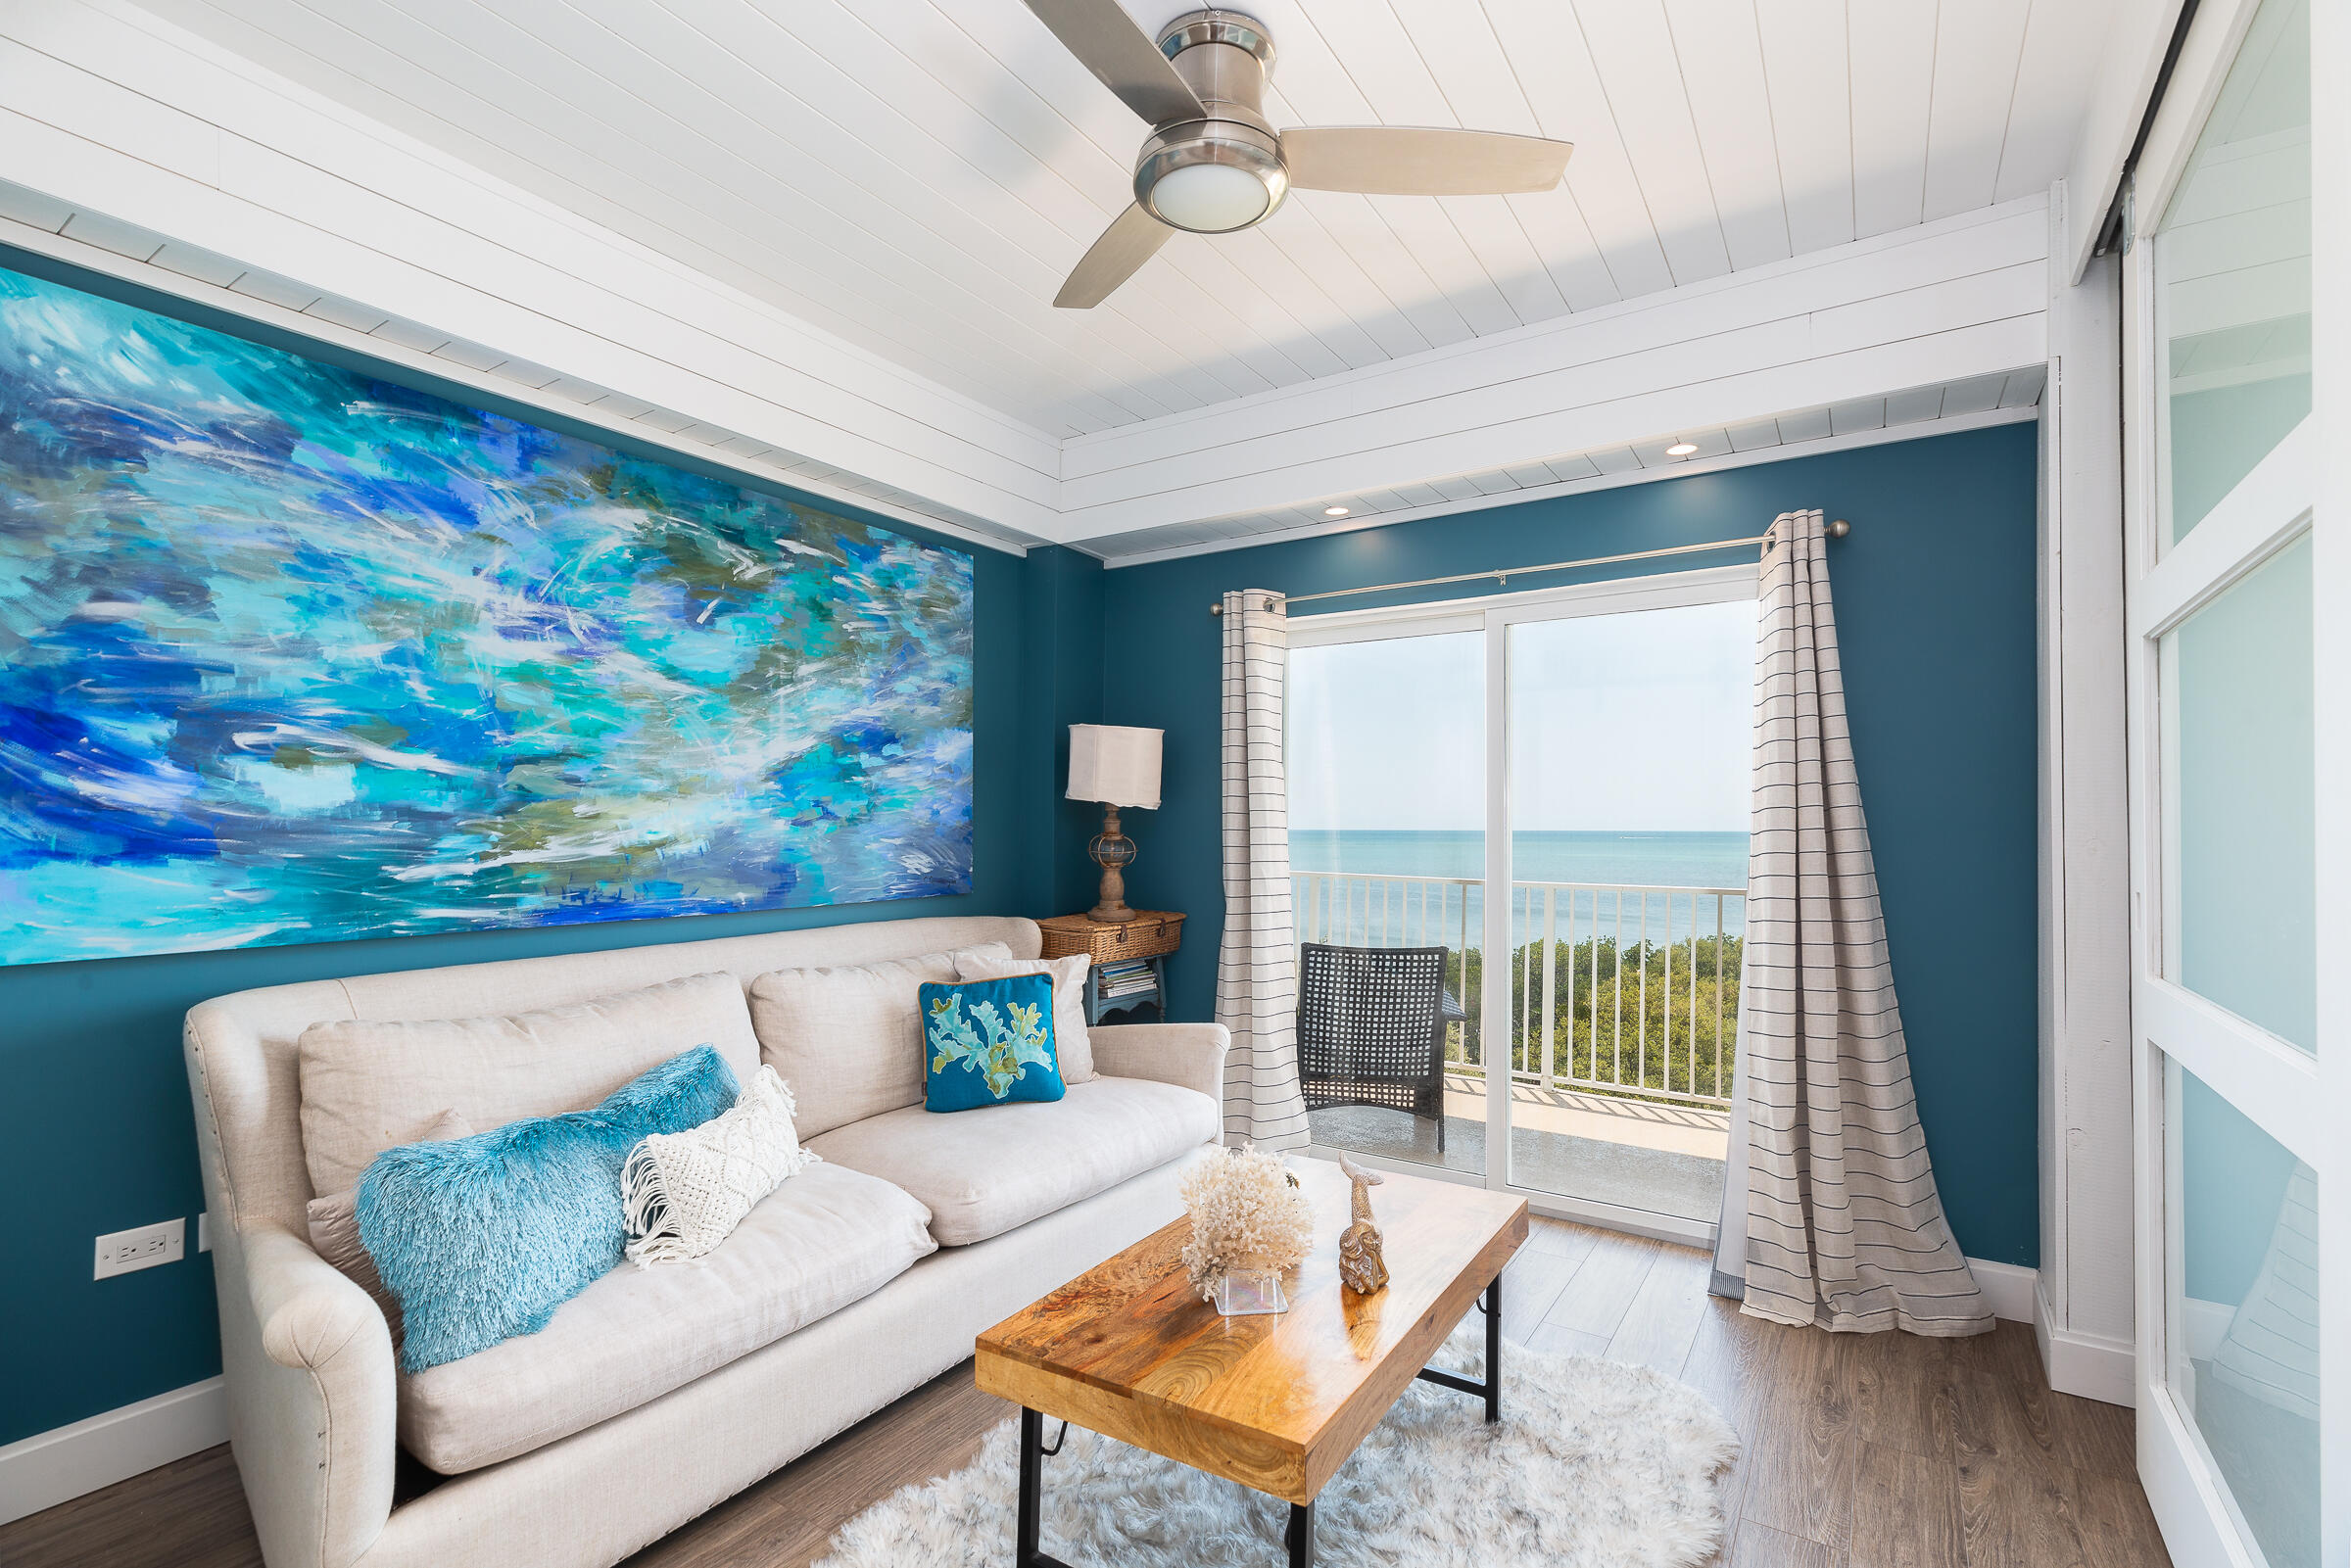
[1293,871,1744,1111]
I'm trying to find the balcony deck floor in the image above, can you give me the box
[1309,1074,1732,1224]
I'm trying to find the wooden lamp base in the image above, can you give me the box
[1086,802,1138,923]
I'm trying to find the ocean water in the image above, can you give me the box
[1290,830,1749,949]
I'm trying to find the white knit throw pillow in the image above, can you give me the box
[620,1066,817,1266]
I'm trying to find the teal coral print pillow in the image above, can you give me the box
[921,974,1065,1112]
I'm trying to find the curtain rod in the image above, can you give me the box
[1207,519,1849,615]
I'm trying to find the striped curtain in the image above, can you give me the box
[1729,510,1992,1336]
[1215,589,1311,1149]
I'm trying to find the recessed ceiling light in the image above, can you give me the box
[1324,505,1350,516]
[1665,441,1700,457]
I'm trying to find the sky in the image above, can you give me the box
[1287,597,1756,832]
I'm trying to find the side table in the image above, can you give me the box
[1036,910,1184,1025]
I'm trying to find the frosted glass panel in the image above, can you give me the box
[2162,537,2315,1051]
[2168,1064,2320,1568]
[2156,0,2310,545]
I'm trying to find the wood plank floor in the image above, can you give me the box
[0,1216,2170,1568]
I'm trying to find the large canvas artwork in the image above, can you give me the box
[0,263,974,966]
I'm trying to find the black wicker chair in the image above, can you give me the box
[1296,942,1454,1151]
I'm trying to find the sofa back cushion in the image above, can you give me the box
[750,948,1011,1137]
[297,972,760,1199]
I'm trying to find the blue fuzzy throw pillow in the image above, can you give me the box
[921,974,1065,1113]
[357,1044,737,1373]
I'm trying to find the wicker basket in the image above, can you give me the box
[1037,910,1184,963]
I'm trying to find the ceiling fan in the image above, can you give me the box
[1026,2,1575,308]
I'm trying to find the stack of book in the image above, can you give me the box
[1095,957,1160,1001]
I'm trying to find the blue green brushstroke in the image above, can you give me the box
[0,264,973,966]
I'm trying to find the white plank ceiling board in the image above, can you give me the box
[1753,0,1855,257]
[1662,0,1795,272]
[1775,405,1833,443]
[1921,0,2037,222]
[2000,0,2125,203]
[1268,0,1522,337]
[119,0,2105,442]
[1570,0,1733,286]
[1848,1,1939,237]
[1384,0,1611,314]
[1829,396,1888,434]
[1480,0,1677,301]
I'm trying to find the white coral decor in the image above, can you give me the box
[1178,1145,1317,1302]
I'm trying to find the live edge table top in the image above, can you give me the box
[974,1160,1528,1507]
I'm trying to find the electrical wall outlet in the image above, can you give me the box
[94,1217,185,1280]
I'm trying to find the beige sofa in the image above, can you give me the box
[183,915,1228,1568]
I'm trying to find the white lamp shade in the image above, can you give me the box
[1067,725,1163,809]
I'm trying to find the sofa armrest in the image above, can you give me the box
[1090,1022,1230,1107]
[231,1222,399,1568]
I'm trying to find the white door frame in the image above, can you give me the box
[2119,0,2343,1558]
[1292,562,1758,1249]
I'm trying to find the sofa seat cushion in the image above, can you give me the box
[805,1076,1218,1247]
[396,1162,935,1473]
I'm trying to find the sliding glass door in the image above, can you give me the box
[1494,594,1752,1228]
[1288,616,1486,1178]
[2122,0,2342,1558]
[1288,566,1754,1241]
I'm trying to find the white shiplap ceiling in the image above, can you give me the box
[132,0,2114,442]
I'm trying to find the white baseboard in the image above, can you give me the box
[2031,1279,2137,1407]
[2042,1325,2137,1406]
[1966,1257,2039,1324]
[0,1378,226,1528]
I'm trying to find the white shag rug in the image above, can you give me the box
[816,1320,1739,1567]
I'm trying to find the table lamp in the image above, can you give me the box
[1067,724,1163,923]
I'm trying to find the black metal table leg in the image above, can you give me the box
[1285,1497,1317,1567]
[1413,1273,1504,1422]
[1016,1408,1075,1568]
[1484,1271,1502,1422]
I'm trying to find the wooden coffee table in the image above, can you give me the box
[975,1160,1528,1567]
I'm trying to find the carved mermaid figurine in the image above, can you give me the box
[1336,1154,1389,1294]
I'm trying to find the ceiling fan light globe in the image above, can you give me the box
[1148,162,1271,231]
[1134,125,1288,233]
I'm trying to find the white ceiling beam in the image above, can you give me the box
[1040,197,2049,542]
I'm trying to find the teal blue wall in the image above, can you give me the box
[1017,547,1114,917]
[0,251,1051,1447]
[1,254,2041,1448]
[1093,423,2043,1266]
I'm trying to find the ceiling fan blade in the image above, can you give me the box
[1282,126,1573,195]
[1021,0,1206,127]
[1054,205,1174,309]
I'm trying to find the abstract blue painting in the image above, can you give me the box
[0,263,973,966]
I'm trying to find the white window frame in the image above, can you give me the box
[1287,561,1758,1248]
[2119,0,2343,1560]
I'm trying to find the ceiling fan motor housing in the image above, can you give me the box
[1134,10,1289,233]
